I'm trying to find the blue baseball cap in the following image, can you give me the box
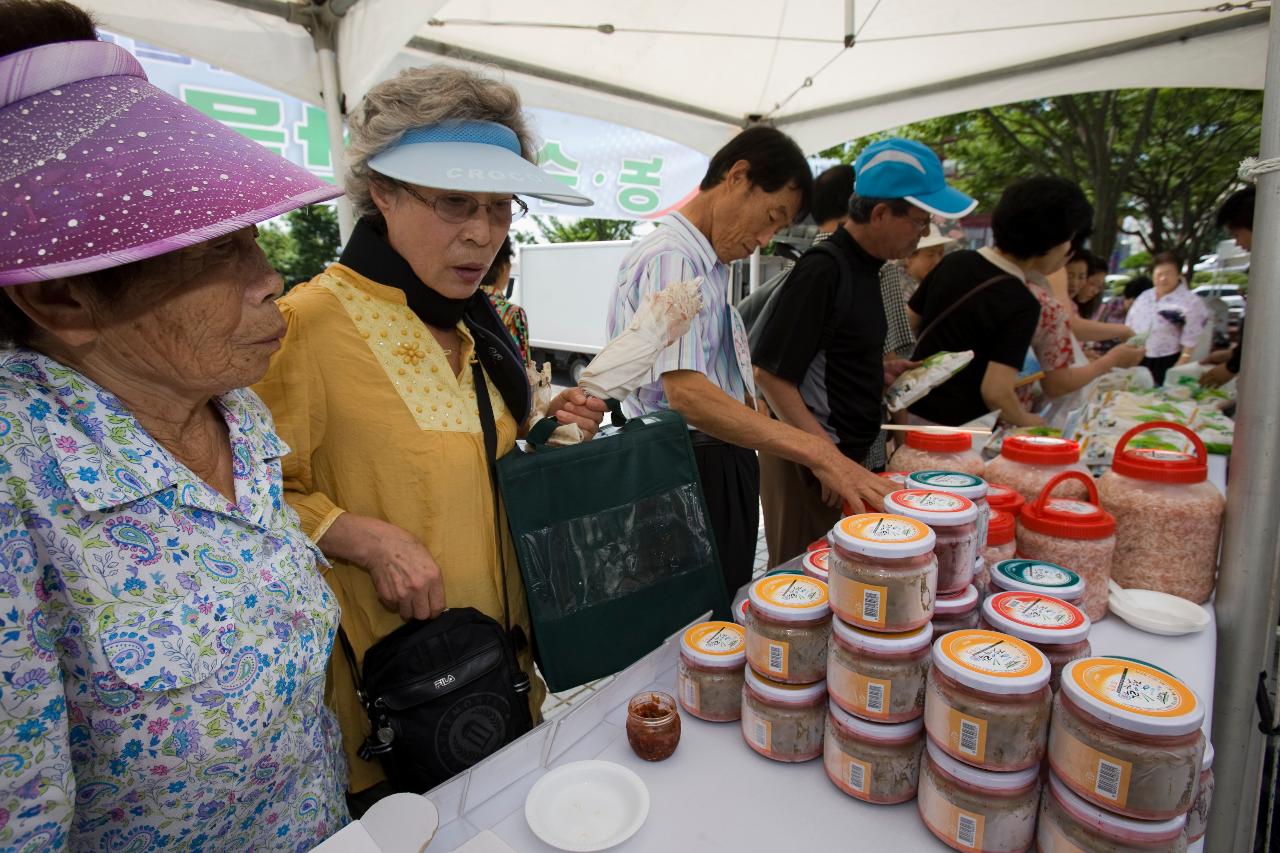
[854,138,976,219]
[368,119,593,207]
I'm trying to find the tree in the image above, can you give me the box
[526,216,636,243]
[820,89,1260,267]
[256,203,341,289]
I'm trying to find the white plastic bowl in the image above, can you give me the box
[1108,580,1211,636]
[524,760,650,851]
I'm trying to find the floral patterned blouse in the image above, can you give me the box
[0,349,348,851]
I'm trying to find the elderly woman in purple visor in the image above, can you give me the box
[253,66,606,810]
[0,1,349,849]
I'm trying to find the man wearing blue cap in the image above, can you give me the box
[609,127,898,597]
[752,138,976,564]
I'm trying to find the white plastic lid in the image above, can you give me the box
[932,629,1050,695]
[1202,741,1214,771]
[885,489,979,527]
[832,513,937,559]
[744,665,826,704]
[1060,657,1204,737]
[925,737,1039,793]
[906,470,990,501]
[802,548,830,582]
[680,621,746,668]
[748,575,830,622]
[832,617,933,655]
[829,700,924,742]
[981,591,1090,645]
[1048,772,1187,839]
[933,585,978,616]
[990,559,1085,601]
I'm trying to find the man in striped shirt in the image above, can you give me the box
[609,127,895,595]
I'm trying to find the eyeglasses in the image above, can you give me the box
[398,183,529,225]
[902,210,932,233]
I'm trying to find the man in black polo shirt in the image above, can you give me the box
[752,138,976,566]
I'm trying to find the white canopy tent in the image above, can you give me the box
[68,3,1280,851]
[80,1,1268,156]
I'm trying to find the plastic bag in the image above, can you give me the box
[885,350,974,413]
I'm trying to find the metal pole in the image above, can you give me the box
[316,44,354,244]
[1206,6,1280,851]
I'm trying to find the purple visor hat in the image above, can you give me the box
[0,40,343,286]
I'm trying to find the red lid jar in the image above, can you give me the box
[984,436,1090,507]
[888,430,985,477]
[1098,421,1225,605]
[1017,472,1116,621]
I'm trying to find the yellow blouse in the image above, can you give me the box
[253,264,541,793]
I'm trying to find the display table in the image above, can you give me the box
[414,462,1227,851]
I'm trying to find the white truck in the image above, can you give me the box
[511,240,636,383]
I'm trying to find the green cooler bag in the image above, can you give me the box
[496,405,729,693]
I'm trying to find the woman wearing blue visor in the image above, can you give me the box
[253,66,606,810]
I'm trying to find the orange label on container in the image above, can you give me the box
[683,621,745,657]
[830,666,892,719]
[742,705,772,752]
[677,668,700,713]
[919,776,986,849]
[830,573,890,629]
[1050,725,1133,808]
[838,513,932,544]
[1067,658,1197,718]
[837,752,872,796]
[746,633,790,679]
[940,630,1044,679]
[947,708,988,763]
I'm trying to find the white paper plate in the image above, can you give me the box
[524,760,650,851]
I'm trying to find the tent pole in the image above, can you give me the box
[316,42,353,244]
[1206,5,1280,851]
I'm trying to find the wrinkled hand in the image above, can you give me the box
[1107,344,1146,369]
[883,357,920,388]
[1199,363,1236,388]
[547,388,609,438]
[815,453,898,514]
[365,523,446,621]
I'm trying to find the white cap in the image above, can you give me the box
[832,617,933,655]
[680,621,746,668]
[744,665,826,704]
[915,224,957,252]
[1059,657,1204,737]
[832,513,936,559]
[829,701,923,743]
[1202,741,1214,771]
[926,737,1039,793]
[932,629,1050,696]
[905,470,989,501]
[885,489,979,527]
[1048,772,1187,840]
[981,591,1090,646]
[933,585,978,616]
[748,575,830,622]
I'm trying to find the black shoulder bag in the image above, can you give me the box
[336,355,533,793]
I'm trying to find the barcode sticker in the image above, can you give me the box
[866,682,885,714]
[862,588,882,622]
[768,642,785,675]
[848,760,866,793]
[959,719,981,757]
[1096,758,1123,801]
[957,814,979,848]
[743,707,772,751]
[678,671,699,712]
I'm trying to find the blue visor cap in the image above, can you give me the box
[854,137,976,219]
[367,120,594,207]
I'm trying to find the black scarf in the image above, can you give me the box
[338,219,531,424]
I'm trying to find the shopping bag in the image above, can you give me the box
[496,403,729,692]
